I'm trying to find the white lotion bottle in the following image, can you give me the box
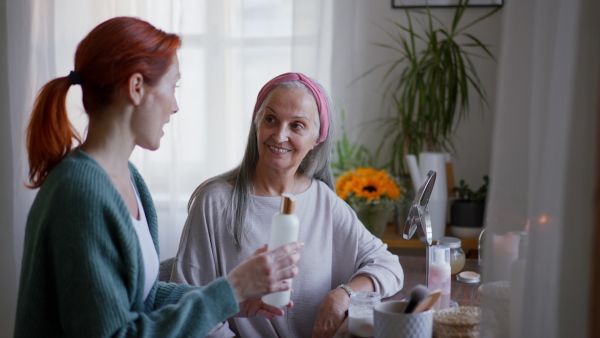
[262,193,300,307]
[428,245,451,310]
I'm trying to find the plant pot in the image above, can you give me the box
[356,206,393,238]
[450,200,485,238]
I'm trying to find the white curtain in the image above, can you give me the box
[0,0,332,336]
[481,0,599,337]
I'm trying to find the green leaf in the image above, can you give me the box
[456,6,501,35]
[463,33,496,61]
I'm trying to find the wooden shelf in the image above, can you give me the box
[381,224,479,250]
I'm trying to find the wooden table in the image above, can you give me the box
[381,224,480,251]
[334,256,481,337]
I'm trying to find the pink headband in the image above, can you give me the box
[252,72,330,144]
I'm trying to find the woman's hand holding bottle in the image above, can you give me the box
[227,242,303,307]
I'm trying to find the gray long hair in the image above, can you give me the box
[188,80,335,250]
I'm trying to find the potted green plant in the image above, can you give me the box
[368,0,501,176]
[331,109,374,178]
[450,175,488,238]
[332,110,412,236]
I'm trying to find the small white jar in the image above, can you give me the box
[437,236,466,274]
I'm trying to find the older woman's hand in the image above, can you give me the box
[311,288,351,338]
[227,242,303,304]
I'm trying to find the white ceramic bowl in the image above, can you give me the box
[450,226,482,239]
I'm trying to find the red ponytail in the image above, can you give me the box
[26,77,81,188]
[26,17,181,188]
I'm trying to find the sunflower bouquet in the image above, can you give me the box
[335,168,401,237]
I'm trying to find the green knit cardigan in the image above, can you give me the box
[15,150,238,337]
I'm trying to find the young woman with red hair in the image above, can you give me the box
[14,16,302,337]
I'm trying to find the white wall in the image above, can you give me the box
[0,0,17,336]
[330,0,503,189]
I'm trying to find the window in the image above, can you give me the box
[55,0,328,259]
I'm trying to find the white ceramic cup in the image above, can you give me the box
[374,301,433,338]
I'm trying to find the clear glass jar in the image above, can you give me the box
[437,236,466,274]
[348,291,381,337]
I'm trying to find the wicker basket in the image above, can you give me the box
[433,306,481,337]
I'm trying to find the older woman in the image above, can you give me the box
[171,72,403,337]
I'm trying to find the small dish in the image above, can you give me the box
[456,271,481,283]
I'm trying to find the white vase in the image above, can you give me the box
[405,152,448,240]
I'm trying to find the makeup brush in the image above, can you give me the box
[403,285,429,313]
[413,289,442,313]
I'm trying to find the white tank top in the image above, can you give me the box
[130,181,159,301]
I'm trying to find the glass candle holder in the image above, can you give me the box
[348,291,381,337]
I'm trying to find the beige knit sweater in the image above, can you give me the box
[171,178,404,337]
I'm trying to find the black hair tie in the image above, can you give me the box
[68,71,82,85]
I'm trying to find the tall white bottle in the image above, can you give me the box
[262,193,300,307]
